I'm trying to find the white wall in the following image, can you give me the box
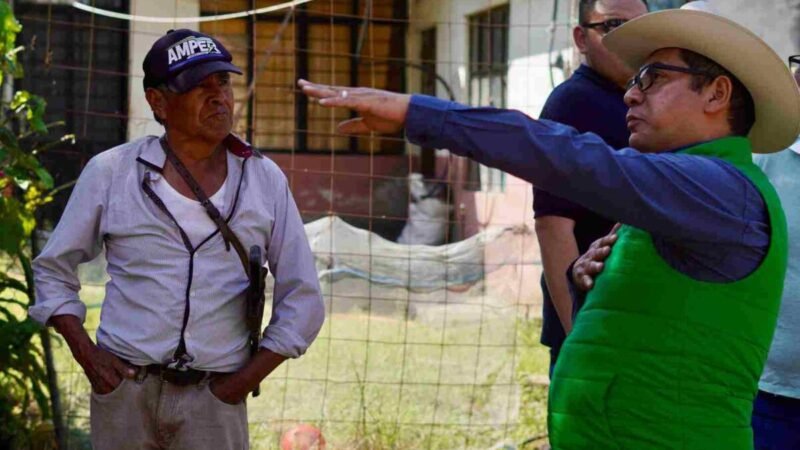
[708,0,799,61]
[406,0,573,116]
[126,0,200,140]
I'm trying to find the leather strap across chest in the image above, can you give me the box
[159,136,251,277]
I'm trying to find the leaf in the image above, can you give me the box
[34,168,53,190]
[0,1,22,80]
[0,196,25,254]
[10,90,29,110]
[25,94,48,134]
[0,273,26,293]
[0,126,17,150]
[0,297,26,307]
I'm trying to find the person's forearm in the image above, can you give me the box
[536,217,579,333]
[50,314,95,365]
[234,348,287,389]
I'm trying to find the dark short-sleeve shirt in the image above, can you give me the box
[533,65,630,352]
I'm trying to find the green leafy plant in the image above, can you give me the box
[0,1,73,447]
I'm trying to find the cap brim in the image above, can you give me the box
[604,9,800,153]
[168,61,243,94]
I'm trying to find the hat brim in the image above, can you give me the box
[604,9,800,153]
[168,60,243,94]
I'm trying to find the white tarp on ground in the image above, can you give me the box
[305,216,542,321]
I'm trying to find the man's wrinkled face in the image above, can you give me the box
[157,72,234,143]
[576,0,648,88]
[623,48,709,153]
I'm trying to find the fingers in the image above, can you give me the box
[573,225,624,291]
[596,232,618,250]
[337,118,372,135]
[297,79,356,106]
[84,347,137,394]
[579,274,594,290]
[297,79,343,100]
[298,79,371,112]
[111,354,137,379]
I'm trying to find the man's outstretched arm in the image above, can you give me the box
[298,81,764,249]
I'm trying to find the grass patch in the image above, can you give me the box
[9,275,550,449]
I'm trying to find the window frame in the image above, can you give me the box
[200,1,408,154]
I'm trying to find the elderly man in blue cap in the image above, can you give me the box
[29,29,325,449]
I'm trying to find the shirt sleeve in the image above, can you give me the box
[533,187,585,221]
[29,157,108,326]
[532,88,592,221]
[406,95,766,247]
[259,175,325,358]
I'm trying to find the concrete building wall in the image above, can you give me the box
[406,0,573,240]
[127,1,200,140]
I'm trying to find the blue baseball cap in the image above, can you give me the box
[143,29,242,94]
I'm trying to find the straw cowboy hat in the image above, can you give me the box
[604,6,800,153]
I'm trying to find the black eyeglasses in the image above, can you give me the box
[789,55,800,76]
[581,18,628,35]
[626,63,712,93]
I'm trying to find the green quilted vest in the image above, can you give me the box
[548,137,788,449]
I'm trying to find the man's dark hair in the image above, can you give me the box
[578,0,649,25]
[678,49,756,137]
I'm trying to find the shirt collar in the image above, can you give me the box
[136,136,167,172]
[676,136,753,164]
[575,64,625,93]
[788,136,800,155]
[135,134,253,172]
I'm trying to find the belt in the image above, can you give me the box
[143,365,222,386]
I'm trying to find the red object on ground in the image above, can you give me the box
[280,424,326,450]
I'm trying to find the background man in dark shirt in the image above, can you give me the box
[534,0,648,374]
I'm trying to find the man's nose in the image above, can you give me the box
[207,85,226,103]
[624,85,643,107]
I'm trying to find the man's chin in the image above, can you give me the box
[629,134,657,153]
[202,122,233,141]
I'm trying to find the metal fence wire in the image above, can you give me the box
[15,0,573,448]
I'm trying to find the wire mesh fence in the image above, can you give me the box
[11,0,582,448]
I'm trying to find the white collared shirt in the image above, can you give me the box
[30,136,324,371]
[789,136,800,155]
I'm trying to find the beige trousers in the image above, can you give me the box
[90,371,248,450]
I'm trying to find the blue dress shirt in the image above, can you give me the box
[406,95,769,282]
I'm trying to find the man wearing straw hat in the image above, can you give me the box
[298,5,800,448]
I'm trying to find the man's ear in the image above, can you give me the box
[573,25,588,55]
[704,75,733,115]
[145,88,168,123]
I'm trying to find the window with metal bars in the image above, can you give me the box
[199,0,407,154]
[15,0,129,227]
[466,4,509,193]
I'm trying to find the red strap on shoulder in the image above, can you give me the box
[225,133,261,158]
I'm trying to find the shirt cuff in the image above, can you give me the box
[259,325,311,359]
[28,298,87,326]
[565,259,587,321]
[405,94,455,149]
